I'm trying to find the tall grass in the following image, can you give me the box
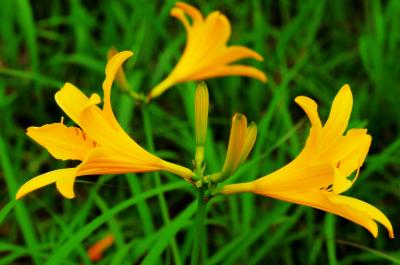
[0,0,399,264]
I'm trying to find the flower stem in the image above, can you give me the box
[191,187,207,265]
[147,76,174,101]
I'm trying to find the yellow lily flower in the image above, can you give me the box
[16,51,194,200]
[222,85,394,238]
[148,2,267,100]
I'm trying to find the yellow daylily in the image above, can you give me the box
[148,2,267,100]
[16,51,194,200]
[222,85,394,238]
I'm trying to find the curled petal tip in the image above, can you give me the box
[256,55,264,62]
[295,95,315,105]
[123,50,134,57]
[294,96,304,103]
[260,74,268,83]
[170,7,182,17]
[338,84,352,98]
[342,83,350,90]
[111,50,134,59]
[56,174,76,199]
[15,190,24,200]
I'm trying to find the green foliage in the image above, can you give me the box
[0,0,399,264]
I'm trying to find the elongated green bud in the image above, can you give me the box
[194,82,209,168]
[221,113,247,178]
[195,82,209,146]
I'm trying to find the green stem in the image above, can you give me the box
[191,187,207,265]
[141,106,182,265]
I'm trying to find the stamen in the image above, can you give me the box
[320,184,333,192]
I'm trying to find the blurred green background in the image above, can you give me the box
[1,0,399,264]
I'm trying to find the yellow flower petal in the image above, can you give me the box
[188,47,264,80]
[321,129,370,161]
[337,129,372,176]
[201,11,231,54]
[16,168,77,199]
[26,123,96,161]
[78,103,162,166]
[78,146,162,175]
[191,64,267,82]
[102,51,133,128]
[170,7,191,32]
[55,83,101,125]
[295,96,322,132]
[218,46,263,64]
[55,170,77,199]
[332,168,353,194]
[321,84,353,144]
[175,1,204,26]
[254,162,335,194]
[265,191,384,238]
[295,96,322,149]
[107,48,130,92]
[328,195,394,238]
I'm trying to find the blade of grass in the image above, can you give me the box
[93,194,125,248]
[325,214,338,265]
[16,0,39,72]
[0,68,63,87]
[207,202,291,265]
[142,105,184,265]
[336,239,400,264]
[247,207,304,265]
[115,74,157,237]
[44,181,188,265]
[141,201,196,265]
[0,134,41,265]
[0,200,16,225]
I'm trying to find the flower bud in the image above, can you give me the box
[194,82,209,168]
[238,122,257,165]
[221,113,247,178]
